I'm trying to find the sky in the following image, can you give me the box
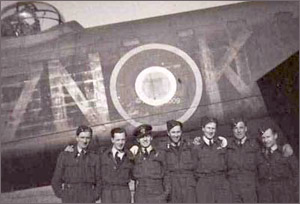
[1,1,243,28]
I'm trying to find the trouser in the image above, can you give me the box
[134,179,166,203]
[61,183,98,203]
[196,174,231,203]
[102,186,131,203]
[229,174,257,203]
[258,179,297,203]
[169,174,196,203]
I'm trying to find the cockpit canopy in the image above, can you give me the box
[1,1,64,37]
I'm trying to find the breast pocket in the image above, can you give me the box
[243,150,256,171]
[166,152,177,169]
[86,163,96,181]
[216,150,227,169]
[101,159,111,169]
[148,159,163,177]
[181,150,194,169]
[119,161,132,179]
[133,158,144,178]
[226,151,238,169]
[64,162,80,181]
[257,162,269,179]
[274,158,290,178]
[199,153,211,171]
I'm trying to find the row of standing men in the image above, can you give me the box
[51,116,299,203]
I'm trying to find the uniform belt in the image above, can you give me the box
[228,168,255,173]
[170,172,195,178]
[65,183,95,189]
[259,177,288,183]
[170,171,194,177]
[228,170,255,177]
[137,179,163,187]
[102,183,128,190]
[197,171,225,177]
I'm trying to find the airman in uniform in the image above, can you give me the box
[51,125,101,203]
[192,116,231,203]
[130,124,171,203]
[256,126,299,203]
[226,118,259,202]
[100,127,133,203]
[163,120,196,203]
[227,118,295,203]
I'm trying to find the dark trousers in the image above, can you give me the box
[258,180,297,203]
[169,175,196,203]
[102,186,131,203]
[196,174,231,203]
[61,184,98,203]
[229,174,257,203]
[134,180,166,203]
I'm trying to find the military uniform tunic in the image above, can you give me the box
[256,146,299,203]
[51,149,101,203]
[193,137,231,203]
[226,137,259,203]
[100,147,133,203]
[164,140,196,203]
[132,146,171,203]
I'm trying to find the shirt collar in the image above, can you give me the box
[112,146,125,158]
[202,136,213,146]
[270,144,278,153]
[239,136,247,145]
[170,141,181,147]
[142,145,153,154]
[77,146,83,153]
[241,136,247,144]
[75,146,87,157]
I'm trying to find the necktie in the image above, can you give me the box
[209,139,213,146]
[143,148,149,157]
[115,152,121,164]
[268,148,273,154]
[172,143,180,150]
[265,148,272,158]
[238,139,242,146]
[77,149,85,158]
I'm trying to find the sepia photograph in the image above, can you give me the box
[1,1,299,203]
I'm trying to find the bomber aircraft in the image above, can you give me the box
[1,1,298,202]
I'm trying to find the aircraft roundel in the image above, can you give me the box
[110,43,203,131]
